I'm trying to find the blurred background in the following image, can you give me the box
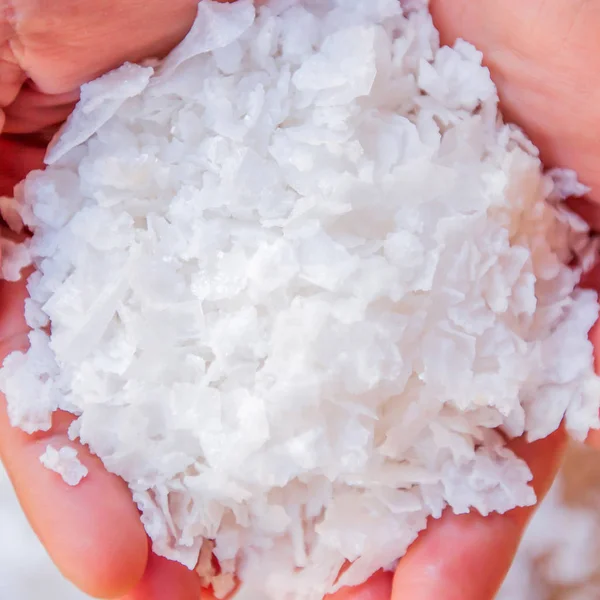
[498,443,600,600]
[1,443,599,600]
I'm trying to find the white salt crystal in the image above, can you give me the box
[1,0,599,598]
[39,445,88,486]
[0,239,30,282]
[155,0,255,81]
[0,196,25,233]
[46,63,155,166]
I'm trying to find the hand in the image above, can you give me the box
[0,1,211,599]
[382,2,600,599]
[0,1,598,600]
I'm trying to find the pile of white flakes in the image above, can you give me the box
[1,0,600,598]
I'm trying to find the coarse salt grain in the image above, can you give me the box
[1,0,600,598]
[39,445,88,487]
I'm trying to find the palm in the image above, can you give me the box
[431,0,600,205]
[1,1,599,599]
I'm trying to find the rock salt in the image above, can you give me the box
[1,0,600,598]
[39,445,88,487]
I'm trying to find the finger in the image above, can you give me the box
[10,0,200,95]
[392,428,567,600]
[122,552,201,600]
[326,569,394,600]
[0,277,148,599]
[430,0,600,204]
[2,85,79,135]
[0,136,45,195]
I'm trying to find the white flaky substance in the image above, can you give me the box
[39,445,88,487]
[1,0,600,598]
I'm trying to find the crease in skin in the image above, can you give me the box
[0,1,26,108]
[561,0,595,48]
[3,0,26,67]
[1,0,24,71]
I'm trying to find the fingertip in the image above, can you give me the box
[1,411,148,598]
[5,436,148,598]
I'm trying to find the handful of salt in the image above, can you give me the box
[1,0,600,598]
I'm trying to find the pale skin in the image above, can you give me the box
[0,0,599,599]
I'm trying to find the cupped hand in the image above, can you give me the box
[387,2,600,599]
[0,1,209,599]
[0,1,599,600]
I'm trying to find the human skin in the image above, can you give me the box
[0,1,598,599]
